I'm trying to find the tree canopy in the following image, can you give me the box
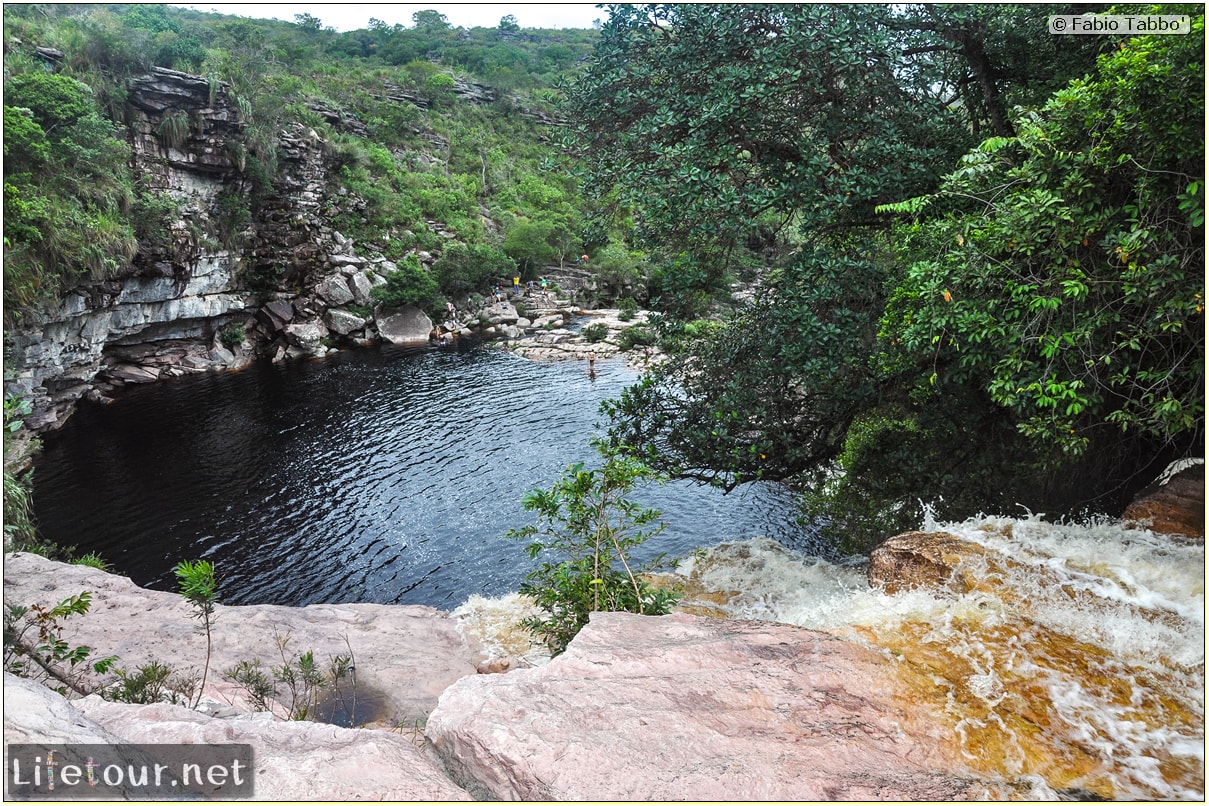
[575,3,1203,549]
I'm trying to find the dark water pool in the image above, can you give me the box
[33,343,813,608]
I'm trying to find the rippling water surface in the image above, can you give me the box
[33,345,809,608]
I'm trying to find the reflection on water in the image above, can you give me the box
[33,344,810,608]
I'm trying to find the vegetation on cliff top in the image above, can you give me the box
[2,4,611,322]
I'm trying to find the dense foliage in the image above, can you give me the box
[572,3,1203,550]
[2,4,602,321]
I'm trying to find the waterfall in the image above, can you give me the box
[669,514,1204,800]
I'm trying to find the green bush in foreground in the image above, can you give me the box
[506,441,680,655]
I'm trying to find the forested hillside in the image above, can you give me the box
[3,3,605,320]
[3,3,1203,553]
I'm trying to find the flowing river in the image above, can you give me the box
[31,342,1204,799]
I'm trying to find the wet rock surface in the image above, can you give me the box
[426,611,1008,801]
[1123,459,1205,539]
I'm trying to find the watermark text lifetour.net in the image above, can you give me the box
[6,744,254,801]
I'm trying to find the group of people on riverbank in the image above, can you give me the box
[490,276,552,304]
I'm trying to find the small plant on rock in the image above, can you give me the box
[506,440,680,655]
[3,592,117,696]
[219,322,245,350]
[174,559,217,708]
[104,660,196,705]
[223,631,356,722]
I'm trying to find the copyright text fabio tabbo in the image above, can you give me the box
[1049,14,1190,34]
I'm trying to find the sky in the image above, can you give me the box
[172,3,607,31]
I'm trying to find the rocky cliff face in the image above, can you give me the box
[4,67,425,431]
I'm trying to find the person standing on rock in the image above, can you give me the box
[513,276,521,295]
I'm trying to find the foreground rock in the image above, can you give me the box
[427,611,1009,800]
[1122,458,1204,539]
[5,673,471,801]
[3,553,479,728]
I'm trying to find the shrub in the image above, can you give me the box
[3,592,117,696]
[105,661,195,705]
[505,440,680,655]
[370,255,439,312]
[617,297,638,321]
[581,322,608,343]
[617,324,656,352]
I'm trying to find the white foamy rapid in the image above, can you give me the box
[454,513,1203,799]
[672,514,1205,800]
[453,592,552,668]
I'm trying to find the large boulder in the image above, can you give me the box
[283,321,327,351]
[316,275,355,307]
[324,308,368,336]
[1123,459,1204,539]
[865,531,1006,595]
[257,299,295,331]
[426,611,1008,801]
[377,306,434,345]
[347,271,375,305]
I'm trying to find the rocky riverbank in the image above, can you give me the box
[2,551,1009,801]
[4,463,1200,800]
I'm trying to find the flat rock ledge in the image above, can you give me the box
[2,553,480,727]
[5,672,471,801]
[427,611,1013,801]
[6,554,1026,800]
[3,552,481,799]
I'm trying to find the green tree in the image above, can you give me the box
[432,241,517,296]
[876,13,1204,506]
[563,4,971,260]
[371,255,441,312]
[506,441,680,655]
[503,217,557,274]
[576,3,1162,550]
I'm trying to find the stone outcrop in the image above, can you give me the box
[427,611,1009,801]
[2,553,480,729]
[5,674,472,801]
[1123,458,1205,539]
